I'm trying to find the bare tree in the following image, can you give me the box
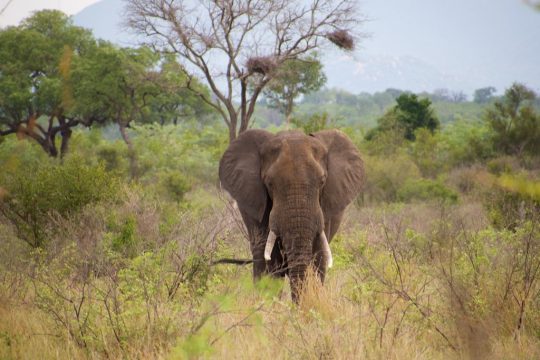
[124,0,362,141]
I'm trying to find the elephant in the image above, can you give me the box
[219,129,364,302]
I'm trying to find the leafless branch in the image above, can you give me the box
[123,0,363,140]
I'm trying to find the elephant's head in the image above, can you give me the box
[219,129,363,301]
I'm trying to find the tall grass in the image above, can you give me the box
[1,192,539,359]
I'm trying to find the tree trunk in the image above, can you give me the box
[60,128,72,158]
[118,122,139,179]
[285,98,294,129]
[228,121,237,142]
[42,134,58,158]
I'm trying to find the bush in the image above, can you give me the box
[409,128,445,177]
[96,143,128,172]
[133,123,227,189]
[291,112,337,133]
[363,153,422,203]
[397,178,458,204]
[438,119,494,166]
[487,156,522,175]
[161,171,192,202]
[446,166,486,195]
[0,156,119,247]
[483,173,540,230]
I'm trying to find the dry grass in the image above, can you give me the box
[1,192,539,359]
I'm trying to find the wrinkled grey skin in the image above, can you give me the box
[219,129,364,302]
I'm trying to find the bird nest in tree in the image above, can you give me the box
[326,30,354,50]
[246,56,278,75]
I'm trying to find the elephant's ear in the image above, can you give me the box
[219,129,273,223]
[312,130,364,216]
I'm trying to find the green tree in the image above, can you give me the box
[0,10,95,157]
[366,93,439,141]
[262,54,326,124]
[71,44,161,177]
[145,55,214,126]
[71,44,213,177]
[484,83,540,157]
[473,86,496,104]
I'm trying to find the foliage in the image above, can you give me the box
[484,83,540,157]
[71,44,216,177]
[397,178,458,204]
[366,93,439,141]
[438,119,494,166]
[146,55,215,126]
[474,86,497,104]
[0,155,119,247]
[132,123,228,191]
[71,46,212,129]
[408,128,444,177]
[290,112,336,134]
[262,53,327,120]
[0,10,95,157]
[363,153,422,203]
[0,10,214,159]
[483,172,540,230]
[0,110,540,358]
[298,87,490,128]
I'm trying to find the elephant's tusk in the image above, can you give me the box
[320,231,333,269]
[264,231,277,261]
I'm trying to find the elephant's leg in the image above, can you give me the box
[267,238,287,278]
[249,228,268,280]
[239,209,268,280]
[239,210,287,280]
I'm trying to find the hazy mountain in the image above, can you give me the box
[73,0,135,46]
[322,53,468,94]
[73,0,540,95]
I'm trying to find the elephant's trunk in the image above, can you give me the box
[288,262,309,303]
[269,184,324,302]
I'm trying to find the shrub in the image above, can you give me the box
[363,153,422,203]
[0,156,119,247]
[486,156,522,175]
[291,112,337,133]
[161,171,192,202]
[409,128,445,177]
[397,178,458,204]
[483,173,540,230]
[96,143,128,172]
[446,165,486,195]
[438,119,494,166]
[133,123,227,189]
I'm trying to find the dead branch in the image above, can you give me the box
[124,0,364,141]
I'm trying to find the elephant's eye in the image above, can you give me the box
[320,174,327,186]
[264,177,273,189]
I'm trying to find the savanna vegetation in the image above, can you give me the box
[1,7,540,360]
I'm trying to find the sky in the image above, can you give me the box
[1,0,539,94]
[0,0,99,27]
[339,0,540,93]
